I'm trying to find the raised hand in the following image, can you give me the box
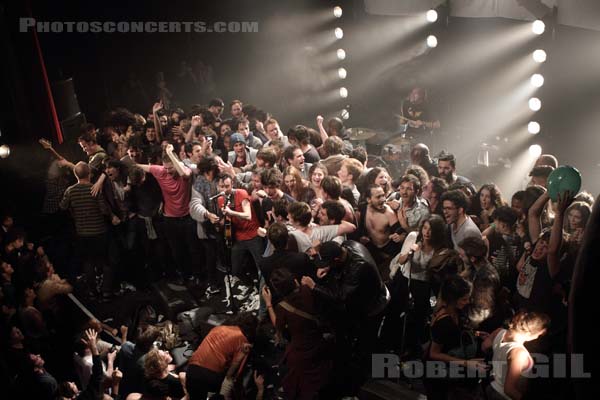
[81,328,98,354]
[556,190,574,216]
[261,285,272,304]
[316,115,324,126]
[191,115,202,127]
[152,101,163,114]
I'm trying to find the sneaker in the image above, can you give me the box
[205,285,221,295]
[120,282,137,293]
[237,284,250,296]
[228,275,241,287]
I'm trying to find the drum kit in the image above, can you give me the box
[346,127,414,178]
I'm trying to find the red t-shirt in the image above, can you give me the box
[218,189,260,241]
[149,165,191,217]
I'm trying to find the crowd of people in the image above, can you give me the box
[0,95,595,399]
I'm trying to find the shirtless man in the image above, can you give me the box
[360,185,405,265]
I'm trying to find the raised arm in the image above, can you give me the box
[186,115,202,143]
[548,191,573,278]
[165,144,191,178]
[316,115,328,143]
[152,101,163,142]
[528,190,549,243]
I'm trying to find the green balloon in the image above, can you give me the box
[547,165,581,201]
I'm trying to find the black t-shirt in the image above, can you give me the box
[303,146,321,164]
[516,256,554,313]
[431,314,461,354]
[401,101,437,136]
[130,174,163,217]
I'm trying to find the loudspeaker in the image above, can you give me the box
[150,280,198,321]
[358,380,422,400]
[51,78,81,121]
[60,112,86,142]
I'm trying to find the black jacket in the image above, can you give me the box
[313,240,388,319]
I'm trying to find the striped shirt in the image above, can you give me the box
[60,183,108,237]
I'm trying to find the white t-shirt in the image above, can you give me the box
[290,224,342,253]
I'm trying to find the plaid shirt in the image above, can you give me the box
[193,175,218,215]
[399,197,430,231]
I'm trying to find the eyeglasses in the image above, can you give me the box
[442,206,457,211]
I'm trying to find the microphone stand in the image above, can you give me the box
[398,247,416,387]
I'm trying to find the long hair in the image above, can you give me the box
[282,165,307,200]
[360,167,391,205]
[564,201,592,233]
[471,183,504,215]
[417,214,448,250]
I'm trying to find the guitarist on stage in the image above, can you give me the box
[215,174,264,296]
[398,87,441,143]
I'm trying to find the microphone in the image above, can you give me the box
[407,241,422,259]
[209,191,226,201]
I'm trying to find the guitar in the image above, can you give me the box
[39,138,65,160]
[394,114,439,130]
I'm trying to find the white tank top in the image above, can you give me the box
[490,329,533,399]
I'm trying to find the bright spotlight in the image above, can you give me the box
[339,87,348,98]
[341,109,350,120]
[337,48,346,60]
[338,67,347,79]
[0,144,10,159]
[530,73,544,88]
[529,144,542,157]
[426,10,438,22]
[532,49,547,63]
[528,121,541,134]
[426,35,438,48]
[334,27,344,40]
[529,97,542,111]
[532,20,545,35]
[333,6,343,18]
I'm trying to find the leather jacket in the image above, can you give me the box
[313,240,388,319]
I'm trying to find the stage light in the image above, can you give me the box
[333,6,343,18]
[529,144,542,157]
[341,109,350,120]
[339,87,348,98]
[426,35,438,48]
[334,27,344,39]
[0,144,9,159]
[532,20,545,35]
[426,10,438,23]
[532,49,547,63]
[528,121,541,134]
[336,48,346,60]
[530,73,544,88]
[338,68,347,79]
[529,97,542,111]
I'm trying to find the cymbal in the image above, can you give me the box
[346,127,377,141]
